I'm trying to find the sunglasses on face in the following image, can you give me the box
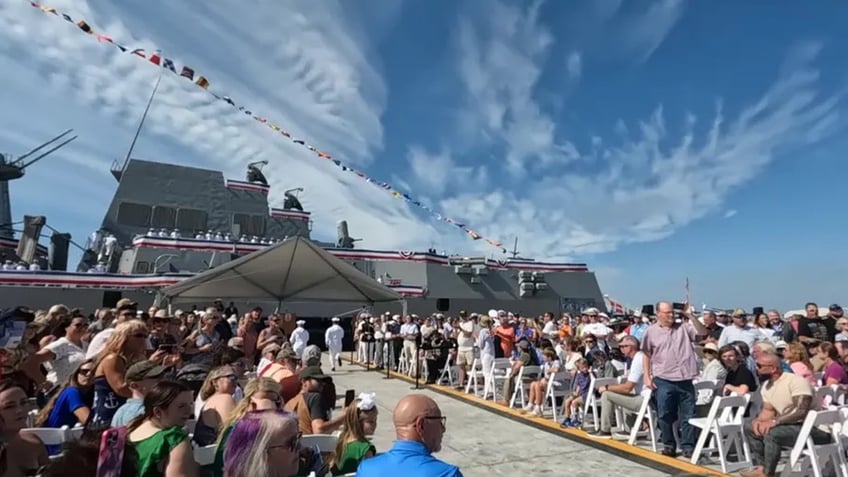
[423,415,447,427]
[268,432,302,453]
[78,368,94,375]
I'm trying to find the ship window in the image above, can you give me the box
[135,261,150,273]
[232,214,266,236]
[116,202,151,227]
[251,215,266,236]
[176,208,207,232]
[151,206,177,229]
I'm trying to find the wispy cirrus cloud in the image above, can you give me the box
[0,0,442,249]
[566,51,582,79]
[436,1,842,260]
[615,0,685,63]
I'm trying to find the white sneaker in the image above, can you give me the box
[522,404,534,412]
[531,407,543,417]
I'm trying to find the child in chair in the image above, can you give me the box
[559,358,591,428]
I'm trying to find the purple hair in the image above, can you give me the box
[223,410,297,477]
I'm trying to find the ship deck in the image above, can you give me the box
[328,357,726,477]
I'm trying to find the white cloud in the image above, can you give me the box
[0,1,444,251]
[566,51,582,79]
[456,0,577,175]
[407,146,489,197]
[616,0,685,63]
[722,209,738,219]
[446,19,841,261]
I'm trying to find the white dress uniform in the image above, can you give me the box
[325,318,345,371]
[290,321,310,359]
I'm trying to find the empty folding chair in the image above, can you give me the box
[783,409,848,477]
[482,358,512,402]
[438,354,457,386]
[688,394,751,473]
[464,358,485,395]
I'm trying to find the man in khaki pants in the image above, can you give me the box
[400,315,420,377]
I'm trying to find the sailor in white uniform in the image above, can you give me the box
[325,317,345,371]
[290,319,310,360]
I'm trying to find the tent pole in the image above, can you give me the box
[401,299,408,317]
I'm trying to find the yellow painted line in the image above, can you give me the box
[342,356,729,477]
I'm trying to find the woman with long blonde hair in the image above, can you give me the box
[192,366,237,446]
[89,320,149,426]
[330,393,378,475]
[785,342,816,386]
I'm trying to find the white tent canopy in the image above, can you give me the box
[160,236,402,304]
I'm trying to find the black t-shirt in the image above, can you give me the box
[304,391,331,421]
[797,317,836,343]
[705,324,723,341]
[725,364,758,393]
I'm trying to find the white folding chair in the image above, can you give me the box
[193,444,217,466]
[21,426,71,446]
[688,394,752,473]
[783,409,848,477]
[543,370,571,421]
[694,379,719,407]
[438,354,457,386]
[464,358,485,395]
[582,376,620,432]
[482,358,512,402]
[509,365,542,408]
[815,385,836,410]
[300,434,339,454]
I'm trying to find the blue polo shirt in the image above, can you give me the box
[356,440,463,477]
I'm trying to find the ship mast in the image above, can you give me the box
[510,236,520,259]
[113,53,163,182]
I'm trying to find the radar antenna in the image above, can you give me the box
[283,187,304,211]
[246,160,269,185]
[0,130,77,238]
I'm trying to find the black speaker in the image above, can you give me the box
[436,298,450,312]
[641,304,654,316]
[102,291,122,308]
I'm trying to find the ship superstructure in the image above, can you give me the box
[0,157,606,316]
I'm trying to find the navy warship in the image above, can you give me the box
[0,139,606,316]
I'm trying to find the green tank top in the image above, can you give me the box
[332,440,375,475]
[131,426,189,477]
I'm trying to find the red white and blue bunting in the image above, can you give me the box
[25,1,509,253]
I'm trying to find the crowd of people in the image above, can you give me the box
[0,299,395,477]
[350,302,847,477]
[0,298,844,477]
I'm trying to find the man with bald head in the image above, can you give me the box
[357,394,463,477]
[740,352,826,477]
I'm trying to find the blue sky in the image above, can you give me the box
[0,0,846,310]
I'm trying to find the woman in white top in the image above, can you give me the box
[697,342,727,407]
[476,316,496,376]
[556,337,583,375]
[34,315,88,387]
[752,313,776,342]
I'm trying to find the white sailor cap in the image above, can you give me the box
[392,314,401,321]
[331,317,340,322]
[488,309,498,318]
[296,320,306,325]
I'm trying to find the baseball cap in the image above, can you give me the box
[276,348,299,361]
[125,360,167,382]
[298,365,330,381]
[731,308,747,318]
[830,304,843,311]
[116,298,137,309]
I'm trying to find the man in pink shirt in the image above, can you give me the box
[642,301,707,458]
